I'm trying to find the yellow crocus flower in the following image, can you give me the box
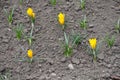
[27,8,33,17]
[89,38,97,50]
[27,49,33,58]
[58,12,65,25]
[32,12,35,19]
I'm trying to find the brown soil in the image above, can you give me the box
[0,0,120,80]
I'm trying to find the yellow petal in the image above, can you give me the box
[59,18,64,25]
[58,12,65,25]
[32,12,35,18]
[89,38,97,50]
[27,8,33,17]
[27,49,33,58]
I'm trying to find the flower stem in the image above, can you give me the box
[62,25,65,31]
[29,23,34,46]
[93,50,97,62]
[28,58,33,63]
[30,58,33,63]
[30,23,34,37]
[9,22,12,27]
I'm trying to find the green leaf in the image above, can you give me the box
[64,32,69,45]
[50,0,56,5]
[80,15,87,29]
[80,0,85,10]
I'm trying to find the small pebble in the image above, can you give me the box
[68,63,74,70]
[61,57,66,63]
[51,73,56,77]
[72,58,80,65]
[98,53,104,60]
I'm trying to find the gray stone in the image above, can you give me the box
[98,53,104,60]
[43,3,48,7]
[116,11,120,14]
[107,64,112,68]
[16,67,21,73]
[68,63,74,70]
[39,75,51,80]
[105,73,110,77]
[39,75,46,80]
[101,73,110,78]
[57,77,61,80]
[48,67,55,73]
[89,24,94,28]
[38,64,42,68]
[62,76,72,80]
[73,49,77,53]
[50,73,57,77]
[3,38,9,43]
[110,56,116,62]
[102,16,107,20]
[72,58,80,64]
[48,59,54,65]
[46,76,51,80]
[81,59,86,64]
[58,37,64,41]
[75,5,80,11]
[0,67,5,72]
[61,57,66,63]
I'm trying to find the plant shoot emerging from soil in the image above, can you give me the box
[63,32,73,57]
[19,0,23,5]
[71,31,84,46]
[105,35,115,48]
[80,15,87,30]
[4,7,14,26]
[50,0,56,6]
[0,72,11,80]
[80,0,85,10]
[14,23,23,40]
[115,19,120,33]
[27,25,34,46]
